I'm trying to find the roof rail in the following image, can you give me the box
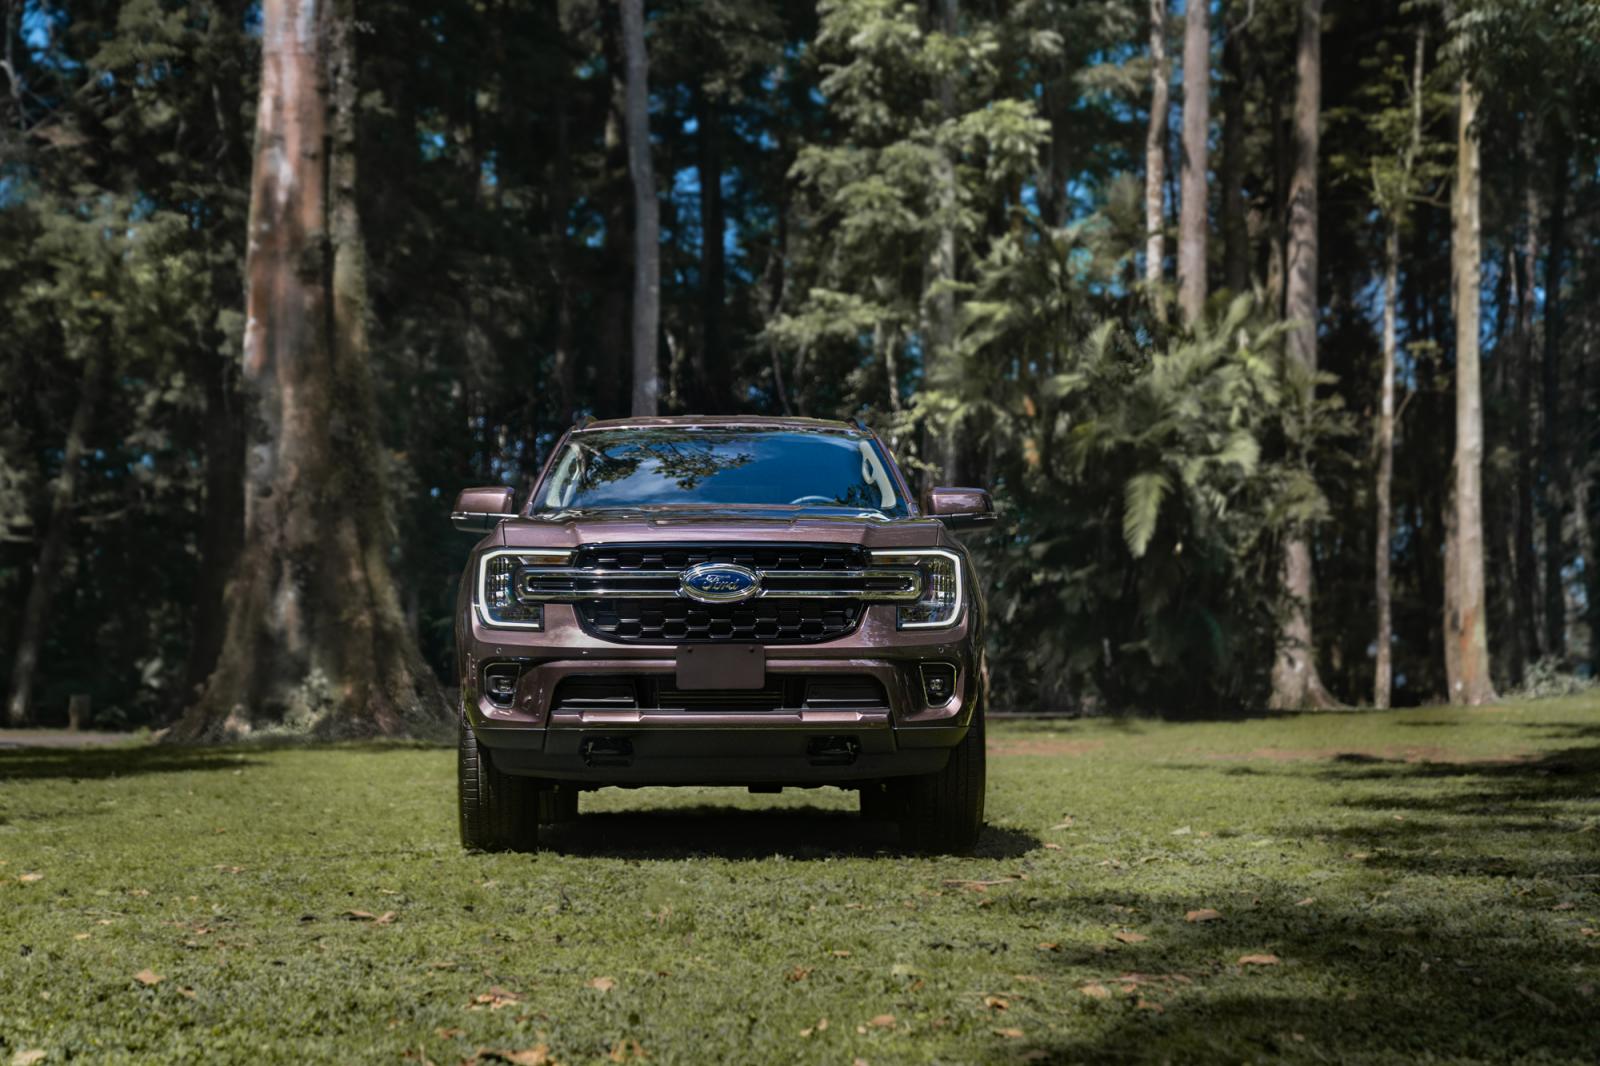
[847,416,870,432]
[574,414,596,429]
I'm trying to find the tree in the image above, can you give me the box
[1144,0,1170,305]
[169,0,448,741]
[1176,0,1209,324]
[620,0,660,416]
[1268,0,1339,710]
[1370,26,1431,709]
[1442,59,1496,705]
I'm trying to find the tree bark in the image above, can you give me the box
[1176,0,1209,325]
[1220,7,1249,295]
[1539,126,1570,660]
[5,349,105,726]
[549,85,576,427]
[1443,72,1497,705]
[1144,0,1169,304]
[182,345,245,696]
[924,0,960,483]
[169,0,449,742]
[695,85,729,413]
[1269,0,1338,710]
[620,0,659,416]
[1374,26,1425,710]
[1510,132,1543,672]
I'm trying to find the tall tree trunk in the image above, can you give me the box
[1443,72,1496,705]
[1270,0,1337,710]
[1375,224,1399,709]
[695,86,728,413]
[549,86,576,427]
[1510,134,1543,673]
[923,0,960,483]
[1144,0,1169,305]
[1374,26,1425,710]
[620,0,659,416]
[5,350,105,726]
[1539,127,1570,659]
[1176,0,1209,325]
[169,0,448,742]
[1220,7,1249,296]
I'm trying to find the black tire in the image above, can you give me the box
[458,711,538,852]
[893,706,986,854]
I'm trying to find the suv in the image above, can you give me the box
[451,416,993,853]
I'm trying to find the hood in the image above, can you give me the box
[494,506,948,552]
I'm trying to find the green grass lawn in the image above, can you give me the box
[2,696,1597,1065]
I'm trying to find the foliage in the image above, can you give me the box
[2,695,1599,1061]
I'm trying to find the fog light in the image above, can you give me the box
[483,664,521,708]
[920,663,956,706]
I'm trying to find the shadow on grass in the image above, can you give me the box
[0,745,264,781]
[1015,720,1599,1063]
[539,805,1039,860]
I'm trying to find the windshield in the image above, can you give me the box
[533,428,908,517]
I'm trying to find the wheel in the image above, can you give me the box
[892,705,986,854]
[458,710,538,852]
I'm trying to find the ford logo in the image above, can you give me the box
[680,562,761,604]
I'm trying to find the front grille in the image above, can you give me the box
[578,597,860,643]
[551,675,888,711]
[561,542,885,645]
[576,544,867,571]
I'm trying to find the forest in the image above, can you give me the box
[1,0,1597,734]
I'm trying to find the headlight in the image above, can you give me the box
[476,550,572,629]
[871,549,963,629]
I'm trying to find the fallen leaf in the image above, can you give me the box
[17,873,44,884]
[1581,928,1598,938]
[1079,982,1112,999]
[983,995,1009,1011]
[469,987,523,1011]
[868,1013,896,1028]
[992,1027,1025,1038]
[1036,942,1060,952]
[1114,931,1149,944]
[1170,826,1192,836]
[73,933,90,941]
[1042,843,1062,851]
[476,1047,551,1066]
[435,1028,465,1039]
[1551,902,1576,911]
[1135,998,1165,1013]
[134,969,163,986]
[829,949,852,958]
[344,910,377,921]
[374,911,398,925]
[177,986,197,999]
[608,1038,645,1062]
[12,1051,48,1066]
[586,976,616,993]
[1347,851,1372,862]
[1185,908,1222,923]
[1295,897,1316,907]
[786,965,812,982]
[1238,954,1280,966]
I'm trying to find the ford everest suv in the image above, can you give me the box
[451,416,993,853]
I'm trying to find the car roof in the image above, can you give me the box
[572,415,867,435]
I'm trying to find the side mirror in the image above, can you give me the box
[452,486,516,533]
[921,486,996,530]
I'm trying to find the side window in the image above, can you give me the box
[542,448,582,509]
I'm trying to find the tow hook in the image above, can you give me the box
[806,735,860,766]
[580,737,633,767]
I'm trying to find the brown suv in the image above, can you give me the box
[451,416,993,853]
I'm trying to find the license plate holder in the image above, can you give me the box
[675,644,765,690]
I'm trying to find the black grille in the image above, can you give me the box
[571,543,870,644]
[551,675,887,711]
[578,597,860,644]
[576,543,867,571]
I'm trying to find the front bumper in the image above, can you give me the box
[461,603,977,786]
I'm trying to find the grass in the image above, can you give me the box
[2,695,1598,1065]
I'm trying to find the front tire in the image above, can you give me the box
[892,706,986,854]
[458,711,538,852]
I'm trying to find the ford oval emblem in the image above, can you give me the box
[680,562,761,604]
